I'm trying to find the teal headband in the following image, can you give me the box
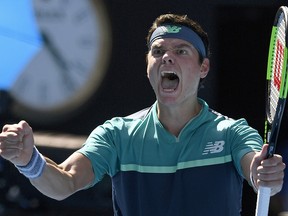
[148,24,206,57]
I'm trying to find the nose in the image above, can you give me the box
[162,51,175,64]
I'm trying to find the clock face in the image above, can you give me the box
[10,0,110,123]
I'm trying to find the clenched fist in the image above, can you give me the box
[0,120,35,166]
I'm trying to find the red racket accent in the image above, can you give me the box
[274,40,284,91]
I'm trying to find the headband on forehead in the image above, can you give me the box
[148,24,206,58]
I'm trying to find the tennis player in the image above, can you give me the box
[0,13,285,216]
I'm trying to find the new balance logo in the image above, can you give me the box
[164,25,181,33]
[202,141,225,155]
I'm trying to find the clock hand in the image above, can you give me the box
[41,30,76,90]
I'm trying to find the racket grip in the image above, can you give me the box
[255,186,271,216]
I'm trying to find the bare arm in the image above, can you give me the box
[0,121,95,200]
[241,144,286,196]
[241,151,256,188]
[30,152,94,200]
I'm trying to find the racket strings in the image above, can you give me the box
[269,15,287,120]
[269,84,279,119]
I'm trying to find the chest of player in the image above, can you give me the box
[118,119,232,168]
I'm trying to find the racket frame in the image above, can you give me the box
[255,6,288,216]
[264,7,288,158]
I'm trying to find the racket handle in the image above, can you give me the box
[255,186,271,216]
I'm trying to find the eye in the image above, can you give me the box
[175,48,188,55]
[151,48,165,57]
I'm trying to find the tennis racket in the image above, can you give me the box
[255,6,288,216]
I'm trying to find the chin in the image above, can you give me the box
[157,97,179,106]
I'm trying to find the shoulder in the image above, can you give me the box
[90,105,154,135]
[200,99,260,137]
[125,106,152,120]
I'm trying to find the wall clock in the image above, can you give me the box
[9,0,111,124]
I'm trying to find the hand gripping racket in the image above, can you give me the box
[255,6,288,216]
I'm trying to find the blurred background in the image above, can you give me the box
[0,0,288,215]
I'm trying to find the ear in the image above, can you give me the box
[200,58,210,78]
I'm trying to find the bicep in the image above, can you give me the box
[60,152,95,191]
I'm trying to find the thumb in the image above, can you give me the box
[18,121,35,166]
[18,120,34,149]
[18,120,33,137]
[250,144,269,190]
[257,144,269,161]
[252,144,269,173]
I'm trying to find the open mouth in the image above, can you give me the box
[161,71,179,91]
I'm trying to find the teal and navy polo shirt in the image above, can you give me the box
[78,99,263,216]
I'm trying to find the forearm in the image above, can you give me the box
[241,151,256,183]
[0,121,94,200]
[29,158,75,201]
[30,152,94,200]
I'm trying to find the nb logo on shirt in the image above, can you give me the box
[202,141,225,155]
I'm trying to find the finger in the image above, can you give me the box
[258,170,285,182]
[0,140,24,150]
[0,132,25,151]
[2,120,28,132]
[0,131,24,141]
[0,148,22,161]
[257,162,286,176]
[261,154,284,166]
[257,177,284,190]
[1,121,29,141]
[2,123,20,132]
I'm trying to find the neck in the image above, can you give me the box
[157,99,202,137]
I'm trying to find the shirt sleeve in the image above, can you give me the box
[229,118,263,178]
[77,120,119,186]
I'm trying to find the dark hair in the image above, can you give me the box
[146,14,210,62]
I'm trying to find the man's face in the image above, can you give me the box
[147,38,209,106]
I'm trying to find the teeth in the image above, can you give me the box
[161,71,177,77]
